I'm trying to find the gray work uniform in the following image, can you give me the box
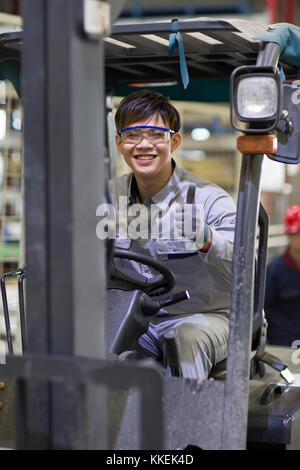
[108,160,236,379]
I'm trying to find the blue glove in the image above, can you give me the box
[255,23,300,78]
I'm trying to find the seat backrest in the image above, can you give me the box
[252,203,269,350]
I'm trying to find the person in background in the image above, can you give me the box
[265,204,300,346]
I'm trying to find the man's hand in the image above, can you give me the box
[174,203,211,251]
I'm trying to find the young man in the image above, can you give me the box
[108,89,236,379]
[265,204,300,346]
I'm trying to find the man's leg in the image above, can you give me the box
[137,313,229,379]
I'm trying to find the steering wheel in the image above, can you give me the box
[110,248,175,297]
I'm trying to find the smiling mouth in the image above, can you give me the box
[134,155,156,160]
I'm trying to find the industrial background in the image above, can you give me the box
[0,0,298,374]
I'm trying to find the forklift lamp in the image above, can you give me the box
[237,76,278,120]
[230,65,282,134]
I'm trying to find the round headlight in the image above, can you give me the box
[237,76,278,120]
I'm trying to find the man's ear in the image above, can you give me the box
[171,132,182,152]
[115,134,123,154]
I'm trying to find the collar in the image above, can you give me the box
[129,173,139,204]
[129,158,180,208]
[284,249,300,276]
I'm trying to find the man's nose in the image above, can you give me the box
[137,136,153,146]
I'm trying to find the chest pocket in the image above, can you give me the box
[114,238,131,250]
[155,239,198,262]
[112,238,132,269]
[155,182,199,262]
[154,239,199,301]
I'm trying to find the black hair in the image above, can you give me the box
[115,89,181,132]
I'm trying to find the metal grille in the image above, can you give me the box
[0,19,298,83]
[105,19,298,84]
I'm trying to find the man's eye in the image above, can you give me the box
[151,132,164,138]
[127,133,140,138]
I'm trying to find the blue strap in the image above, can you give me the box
[168,19,189,89]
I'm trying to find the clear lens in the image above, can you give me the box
[237,76,278,119]
[121,127,169,145]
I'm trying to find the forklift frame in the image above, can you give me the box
[0,0,299,450]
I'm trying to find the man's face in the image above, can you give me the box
[115,113,181,181]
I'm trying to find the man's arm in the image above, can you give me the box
[197,191,236,281]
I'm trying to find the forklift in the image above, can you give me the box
[0,0,300,450]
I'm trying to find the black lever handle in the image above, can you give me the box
[140,290,190,316]
[163,329,182,377]
[159,290,190,309]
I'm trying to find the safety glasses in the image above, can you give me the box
[119,126,175,145]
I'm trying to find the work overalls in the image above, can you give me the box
[108,160,236,379]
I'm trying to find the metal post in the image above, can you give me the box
[22,0,51,448]
[222,153,263,449]
[21,0,108,449]
[222,42,281,449]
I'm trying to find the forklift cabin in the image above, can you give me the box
[0,1,300,450]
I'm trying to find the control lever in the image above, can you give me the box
[163,329,182,377]
[255,351,295,384]
[140,290,190,316]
